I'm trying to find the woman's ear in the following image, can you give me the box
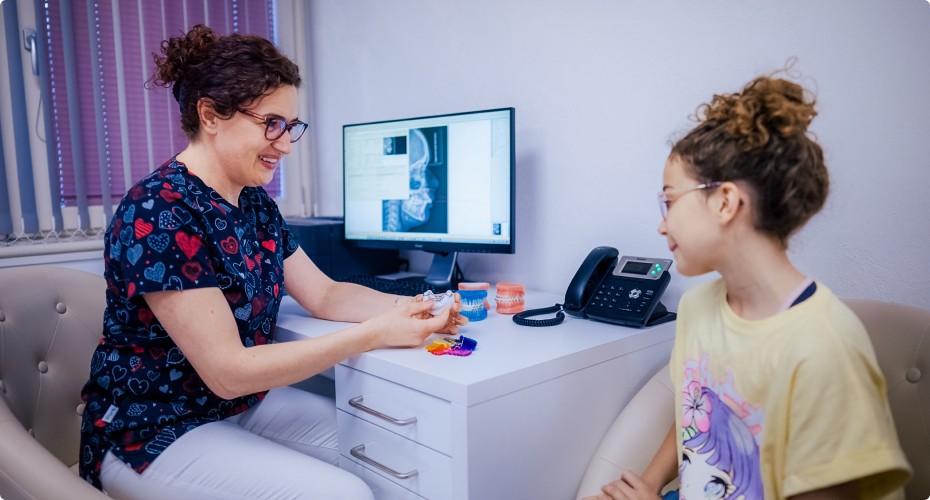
[715,181,747,225]
[197,98,219,137]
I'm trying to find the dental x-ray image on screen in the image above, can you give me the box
[343,107,515,284]
[382,126,448,234]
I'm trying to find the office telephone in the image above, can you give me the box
[513,246,676,328]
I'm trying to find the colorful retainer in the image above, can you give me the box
[457,289,488,321]
[426,335,478,356]
[495,282,525,314]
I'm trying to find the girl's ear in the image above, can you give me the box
[715,181,747,226]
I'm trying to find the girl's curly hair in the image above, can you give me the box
[672,75,828,245]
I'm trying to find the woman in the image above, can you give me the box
[79,24,465,499]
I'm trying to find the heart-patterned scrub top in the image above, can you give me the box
[79,157,300,489]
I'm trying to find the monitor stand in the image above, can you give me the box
[424,251,463,288]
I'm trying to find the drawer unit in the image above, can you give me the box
[277,293,676,499]
[336,365,453,455]
[338,411,453,499]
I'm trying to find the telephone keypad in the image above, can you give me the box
[586,276,664,321]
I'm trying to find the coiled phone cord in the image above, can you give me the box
[512,304,565,327]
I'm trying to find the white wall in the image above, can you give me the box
[303,0,930,310]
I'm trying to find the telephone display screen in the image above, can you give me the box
[621,261,652,275]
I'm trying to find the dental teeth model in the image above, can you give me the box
[495,283,525,314]
[457,289,488,321]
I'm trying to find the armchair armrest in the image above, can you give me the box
[576,364,676,499]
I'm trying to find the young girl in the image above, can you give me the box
[590,75,912,499]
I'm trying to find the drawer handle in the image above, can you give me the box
[348,396,417,426]
[350,444,419,480]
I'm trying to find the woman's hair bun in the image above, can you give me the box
[698,76,817,150]
[152,24,218,88]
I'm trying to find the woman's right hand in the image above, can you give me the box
[363,297,453,349]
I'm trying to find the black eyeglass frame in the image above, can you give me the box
[237,108,308,143]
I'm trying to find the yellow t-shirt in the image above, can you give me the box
[669,279,911,499]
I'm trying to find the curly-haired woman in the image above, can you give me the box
[79,25,465,499]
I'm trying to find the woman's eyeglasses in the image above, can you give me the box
[658,182,722,219]
[238,108,308,143]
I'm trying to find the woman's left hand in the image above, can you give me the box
[413,291,469,335]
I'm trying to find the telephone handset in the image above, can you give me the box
[562,246,620,316]
[514,246,677,328]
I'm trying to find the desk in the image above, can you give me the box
[276,290,675,500]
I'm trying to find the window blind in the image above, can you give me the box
[1,0,279,245]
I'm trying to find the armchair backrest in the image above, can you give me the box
[0,265,105,466]
[845,299,930,499]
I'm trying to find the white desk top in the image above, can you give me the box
[276,289,676,406]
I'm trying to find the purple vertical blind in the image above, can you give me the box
[42,0,280,212]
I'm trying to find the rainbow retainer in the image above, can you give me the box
[426,335,478,356]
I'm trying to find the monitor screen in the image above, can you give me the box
[342,107,515,284]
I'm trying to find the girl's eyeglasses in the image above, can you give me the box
[658,182,722,219]
[238,108,308,143]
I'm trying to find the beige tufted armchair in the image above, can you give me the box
[576,299,930,500]
[0,265,110,499]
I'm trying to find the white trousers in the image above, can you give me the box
[100,387,373,500]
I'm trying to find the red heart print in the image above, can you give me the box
[220,236,239,254]
[176,233,203,259]
[138,308,153,324]
[160,189,183,202]
[181,261,202,282]
[261,240,276,252]
[134,219,153,239]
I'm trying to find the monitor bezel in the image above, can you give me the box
[341,107,516,256]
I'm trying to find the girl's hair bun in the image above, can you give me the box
[671,69,828,245]
[699,76,817,150]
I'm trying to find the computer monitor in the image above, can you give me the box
[342,107,515,286]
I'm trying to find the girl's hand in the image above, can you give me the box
[593,470,662,500]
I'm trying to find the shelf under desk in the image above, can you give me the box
[276,290,675,500]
